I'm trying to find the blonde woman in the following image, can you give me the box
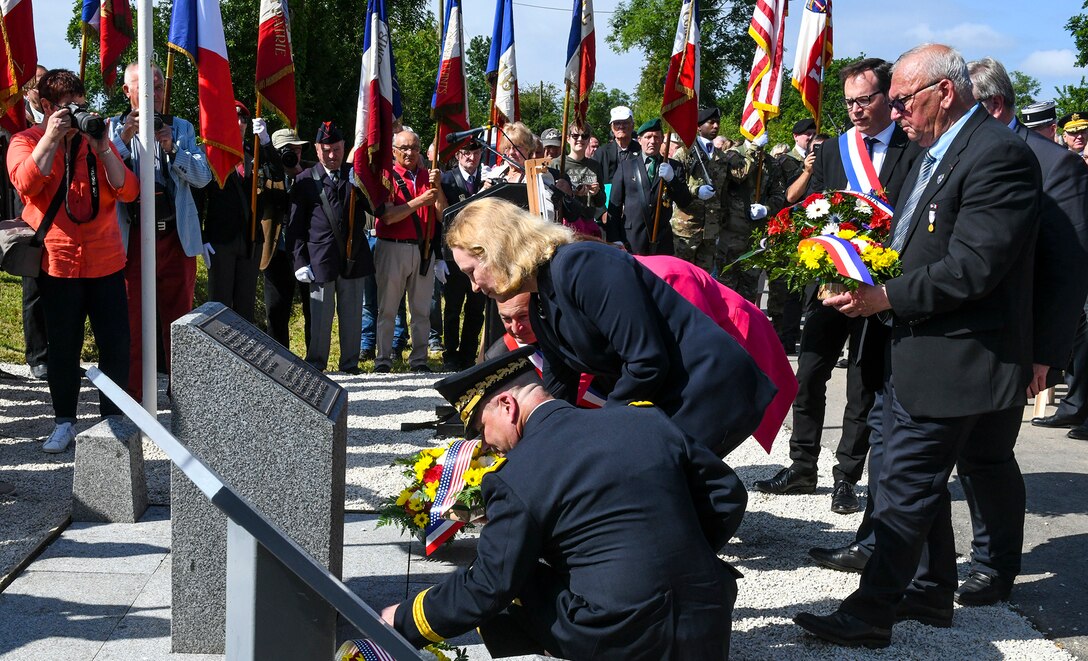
[483,121,534,185]
[446,197,776,456]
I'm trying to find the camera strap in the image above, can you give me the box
[62,134,99,224]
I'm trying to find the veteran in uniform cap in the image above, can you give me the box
[1060,112,1088,157]
[671,107,728,272]
[383,346,748,660]
[606,117,693,255]
[1020,100,1058,140]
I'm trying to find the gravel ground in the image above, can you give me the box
[0,363,1074,659]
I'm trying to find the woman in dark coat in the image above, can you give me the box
[446,197,776,456]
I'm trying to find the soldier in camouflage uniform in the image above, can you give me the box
[719,138,787,304]
[672,107,730,273]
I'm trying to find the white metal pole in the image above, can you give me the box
[137,0,156,417]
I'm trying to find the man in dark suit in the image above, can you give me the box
[286,121,374,373]
[436,140,487,370]
[592,105,642,184]
[756,58,921,519]
[384,347,747,659]
[957,57,1088,605]
[795,44,1041,647]
[606,118,693,255]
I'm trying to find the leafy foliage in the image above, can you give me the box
[1010,71,1041,109]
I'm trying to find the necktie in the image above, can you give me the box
[864,136,877,159]
[329,170,340,184]
[646,157,657,180]
[889,152,937,253]
[466,174,475,194]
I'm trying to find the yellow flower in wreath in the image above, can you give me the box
[395,488,414,507]
[413,512,429,529]
[798,244,825,270]
[424,480,439,501]
[463,467,484,487]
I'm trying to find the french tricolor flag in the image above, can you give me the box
[661,0,700,146]
[564,0,595,125]
[800,235,874,285]
[353,0,402,210]
[486,0,519,125]
[168,0,243,188]
[431,0,469,164]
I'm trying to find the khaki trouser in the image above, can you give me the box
[374,239,434,369]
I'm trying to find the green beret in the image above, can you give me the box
[637,118,663,135]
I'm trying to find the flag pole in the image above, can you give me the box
[650,131,673,250]
[137,0,157,418]
[558,79,571,172]
[163,51,175,114]
[79,24,89,81]
[250,97,262,243]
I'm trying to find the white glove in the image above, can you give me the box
[752,132,769,148]
[201,242,215,267]
[294,265,315,283]
[657,161,675,182]
[252,117,270,145]
[697,185,715,200]
[749,203,769,220]
[434,260,450,285]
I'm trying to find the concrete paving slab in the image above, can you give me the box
[32,508,169,575]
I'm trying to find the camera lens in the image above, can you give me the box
[154,114,164,131]
[280,148,299,169]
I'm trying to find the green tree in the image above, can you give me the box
[608,0,755,121]
[1069,1,1088,67]
[1061,3,1088,115]
[465,35,492,129]
[1010,71,1041,109]
[518,81,562,134]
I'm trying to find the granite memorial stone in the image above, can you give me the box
[170,302,348,655]
[71,417,147,523]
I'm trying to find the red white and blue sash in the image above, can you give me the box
[799,235,875,285]
[503,334,604,408]
[839,128,886,201]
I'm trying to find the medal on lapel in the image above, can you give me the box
[928,203,937,233]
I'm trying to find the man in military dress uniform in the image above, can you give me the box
[672,107,728,273]
[383,347,747,660]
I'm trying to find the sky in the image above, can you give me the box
[35,0,1088,108]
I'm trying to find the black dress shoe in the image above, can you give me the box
[29,363,48,380]
[808,543,869,573]
[794,610,891,649]
[1068,425,1088,441]
[895,597,953,628]
[410,364,433,373]
[340,366,362,375]
[360,348,376,361]
[1031,413,1082,428]
[373,364,392,374]
[753,467,817,494]
[955,570,1012,606]
[835,357,849,369]
[831,480,861,514]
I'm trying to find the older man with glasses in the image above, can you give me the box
[795,43,1041,648]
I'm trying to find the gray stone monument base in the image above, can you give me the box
[170,303,347,655]
[71,418,148,523]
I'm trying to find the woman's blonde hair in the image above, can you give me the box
[446,198,574,296]
[500,121,535,157]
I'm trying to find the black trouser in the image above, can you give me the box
[263,249,311,351]
[788,296,874,483]
[442,264,486,366]
[1057,309,1088,420]
[208,235,260,323]
[37,270,129,420]
[22,275,47,367]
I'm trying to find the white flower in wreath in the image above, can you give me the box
[855,198,874,215]
[806,198,831,218]
[821,222,840,235]
[852,238,870,252]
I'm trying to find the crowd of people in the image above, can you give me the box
[4,38,1088,656]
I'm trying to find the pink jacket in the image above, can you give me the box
[635,255,797,452]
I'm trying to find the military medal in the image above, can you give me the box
[928,203,937,233]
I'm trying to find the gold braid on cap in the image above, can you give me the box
[455,359,530,425]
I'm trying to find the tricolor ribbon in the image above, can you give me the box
[799,235,874,285]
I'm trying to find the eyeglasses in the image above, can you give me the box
[843,91,884,109]
[393,144,419,152]
[887,80,943,113]
[569,132,590,140]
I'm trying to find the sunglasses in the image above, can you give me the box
[569,132,590,140]
[887,80,942,113]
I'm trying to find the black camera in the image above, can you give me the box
[278,146,299,169]
[153,112,173,131]
[64,103,105,140]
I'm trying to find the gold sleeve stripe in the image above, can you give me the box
[628,401,654,407]
[412,588,444,643]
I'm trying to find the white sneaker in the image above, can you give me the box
[42,422,76,453]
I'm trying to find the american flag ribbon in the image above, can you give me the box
[337,638,396,661]
[424,439,481,555]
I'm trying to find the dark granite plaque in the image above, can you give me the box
[195,306,338,416]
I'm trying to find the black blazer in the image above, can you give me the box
[1015,122,1088,370]
[439,167,480,260]
[394,400,746,659]
[809,124,921,206]
[530,241,777,454]
[286,162,374,283]
[884,108,1041,418]
[607,156,693,256]
[592,138,642,184]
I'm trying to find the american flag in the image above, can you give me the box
[424,439,481,555]
[339,638,395,661]
[739,0,787,141]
